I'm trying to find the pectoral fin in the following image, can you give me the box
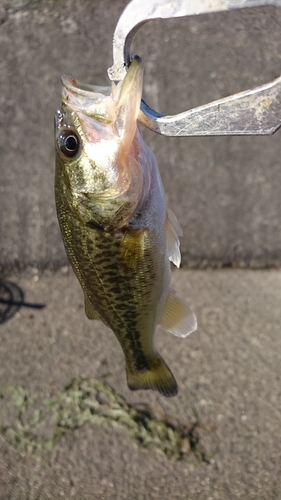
[119,228,147,273]
[160,289,197,338]
[165,208,183,268]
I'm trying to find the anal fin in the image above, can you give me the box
[159,289,197,338]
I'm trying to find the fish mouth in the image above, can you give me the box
[61,75,116,123]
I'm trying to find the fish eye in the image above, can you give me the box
[59,129,80,158]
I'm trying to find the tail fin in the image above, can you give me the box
[126,355,178,398]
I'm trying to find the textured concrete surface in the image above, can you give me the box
[0,268,281,499]
[1,0,281,271]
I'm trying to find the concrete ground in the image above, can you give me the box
[1,268,281,499]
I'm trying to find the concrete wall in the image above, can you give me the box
[1,0,281,272]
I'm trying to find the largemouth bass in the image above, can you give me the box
[55,56,197,397]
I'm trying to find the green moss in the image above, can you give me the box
[0,377,218,464]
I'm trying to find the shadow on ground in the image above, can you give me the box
[0,281,45,324]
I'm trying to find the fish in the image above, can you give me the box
[54,55,197,398]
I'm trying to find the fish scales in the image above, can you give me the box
[55,56,197,397]
[56,171,166,369]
